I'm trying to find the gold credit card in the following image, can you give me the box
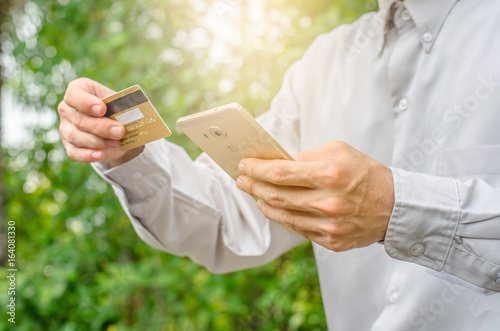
[102,85,171,151]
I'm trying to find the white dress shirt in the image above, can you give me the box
[94,0,500,329]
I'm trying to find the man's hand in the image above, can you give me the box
[236,141,394,252]
[58,78,144,167]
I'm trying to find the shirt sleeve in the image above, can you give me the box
[91,59,309,274]
[384,167,500,292]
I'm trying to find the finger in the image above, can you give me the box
[256,200,353,252]
[63,78,115,117]
[294,141,351,162]
[63,140,104,163]
[292,228,316,241]
[256,199,314,232]
[238,158,317,188]
[236,176,323,214]
[60,121,120,151]
[59,103,125,140]
[302,229,359,252]
[293,146,329,162]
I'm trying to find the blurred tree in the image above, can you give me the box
[0,0,373,330]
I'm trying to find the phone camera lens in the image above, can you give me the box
[209,126,228,140]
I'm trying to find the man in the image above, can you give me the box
[58,0,500,329]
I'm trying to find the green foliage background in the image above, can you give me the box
[1,0,372,330]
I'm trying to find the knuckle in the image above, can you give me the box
[65,126,78,143]
[246,178,255,195]
[270,164,288,182]
[327,141,349,155]
[68,77,88,89]
[329,140,347,149]
[87,134,103,149]
[278,209,292,227]
[72,112,84,129]
[64,83,75,101]
[267,188,282,207]
[313,197,342,216]
[319,222,341,237]
[61,139,69,151]
[320,227,345,252]
[64,145,77,161]
[96,119,112,136]
[65,78,89,100]
[57,101,66,116]
[319,164,340,186]
[326,241,345,252]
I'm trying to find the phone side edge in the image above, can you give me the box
[236,107,295,161]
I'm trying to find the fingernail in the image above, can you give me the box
[236,176,245,190]
[106,139,120,149]
[110,126,123,139]
[91,105,102,116]
[256,199,262,208]
[238,160,246,173]
[91,151,103,160]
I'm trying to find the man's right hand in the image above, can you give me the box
[58,78,144,167]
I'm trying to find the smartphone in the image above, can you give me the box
[177,103,298,235]
[176,103,293,181]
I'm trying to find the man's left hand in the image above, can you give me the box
[236,141,395,252]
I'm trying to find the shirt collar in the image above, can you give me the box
[377,0,458,53]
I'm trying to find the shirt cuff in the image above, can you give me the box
[91,140,171,203]
[384,168,461,271]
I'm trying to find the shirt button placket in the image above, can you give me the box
[401,10,411,21]
[398,98,409,111]
[388,288,399,303]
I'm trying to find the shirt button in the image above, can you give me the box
[495,277,500,287]
[398,98,409,111]
[388,290,399,303]
[410,244,425,256]
[423,32,433,43]
[401,10,411,21]
[130,171,143,181]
